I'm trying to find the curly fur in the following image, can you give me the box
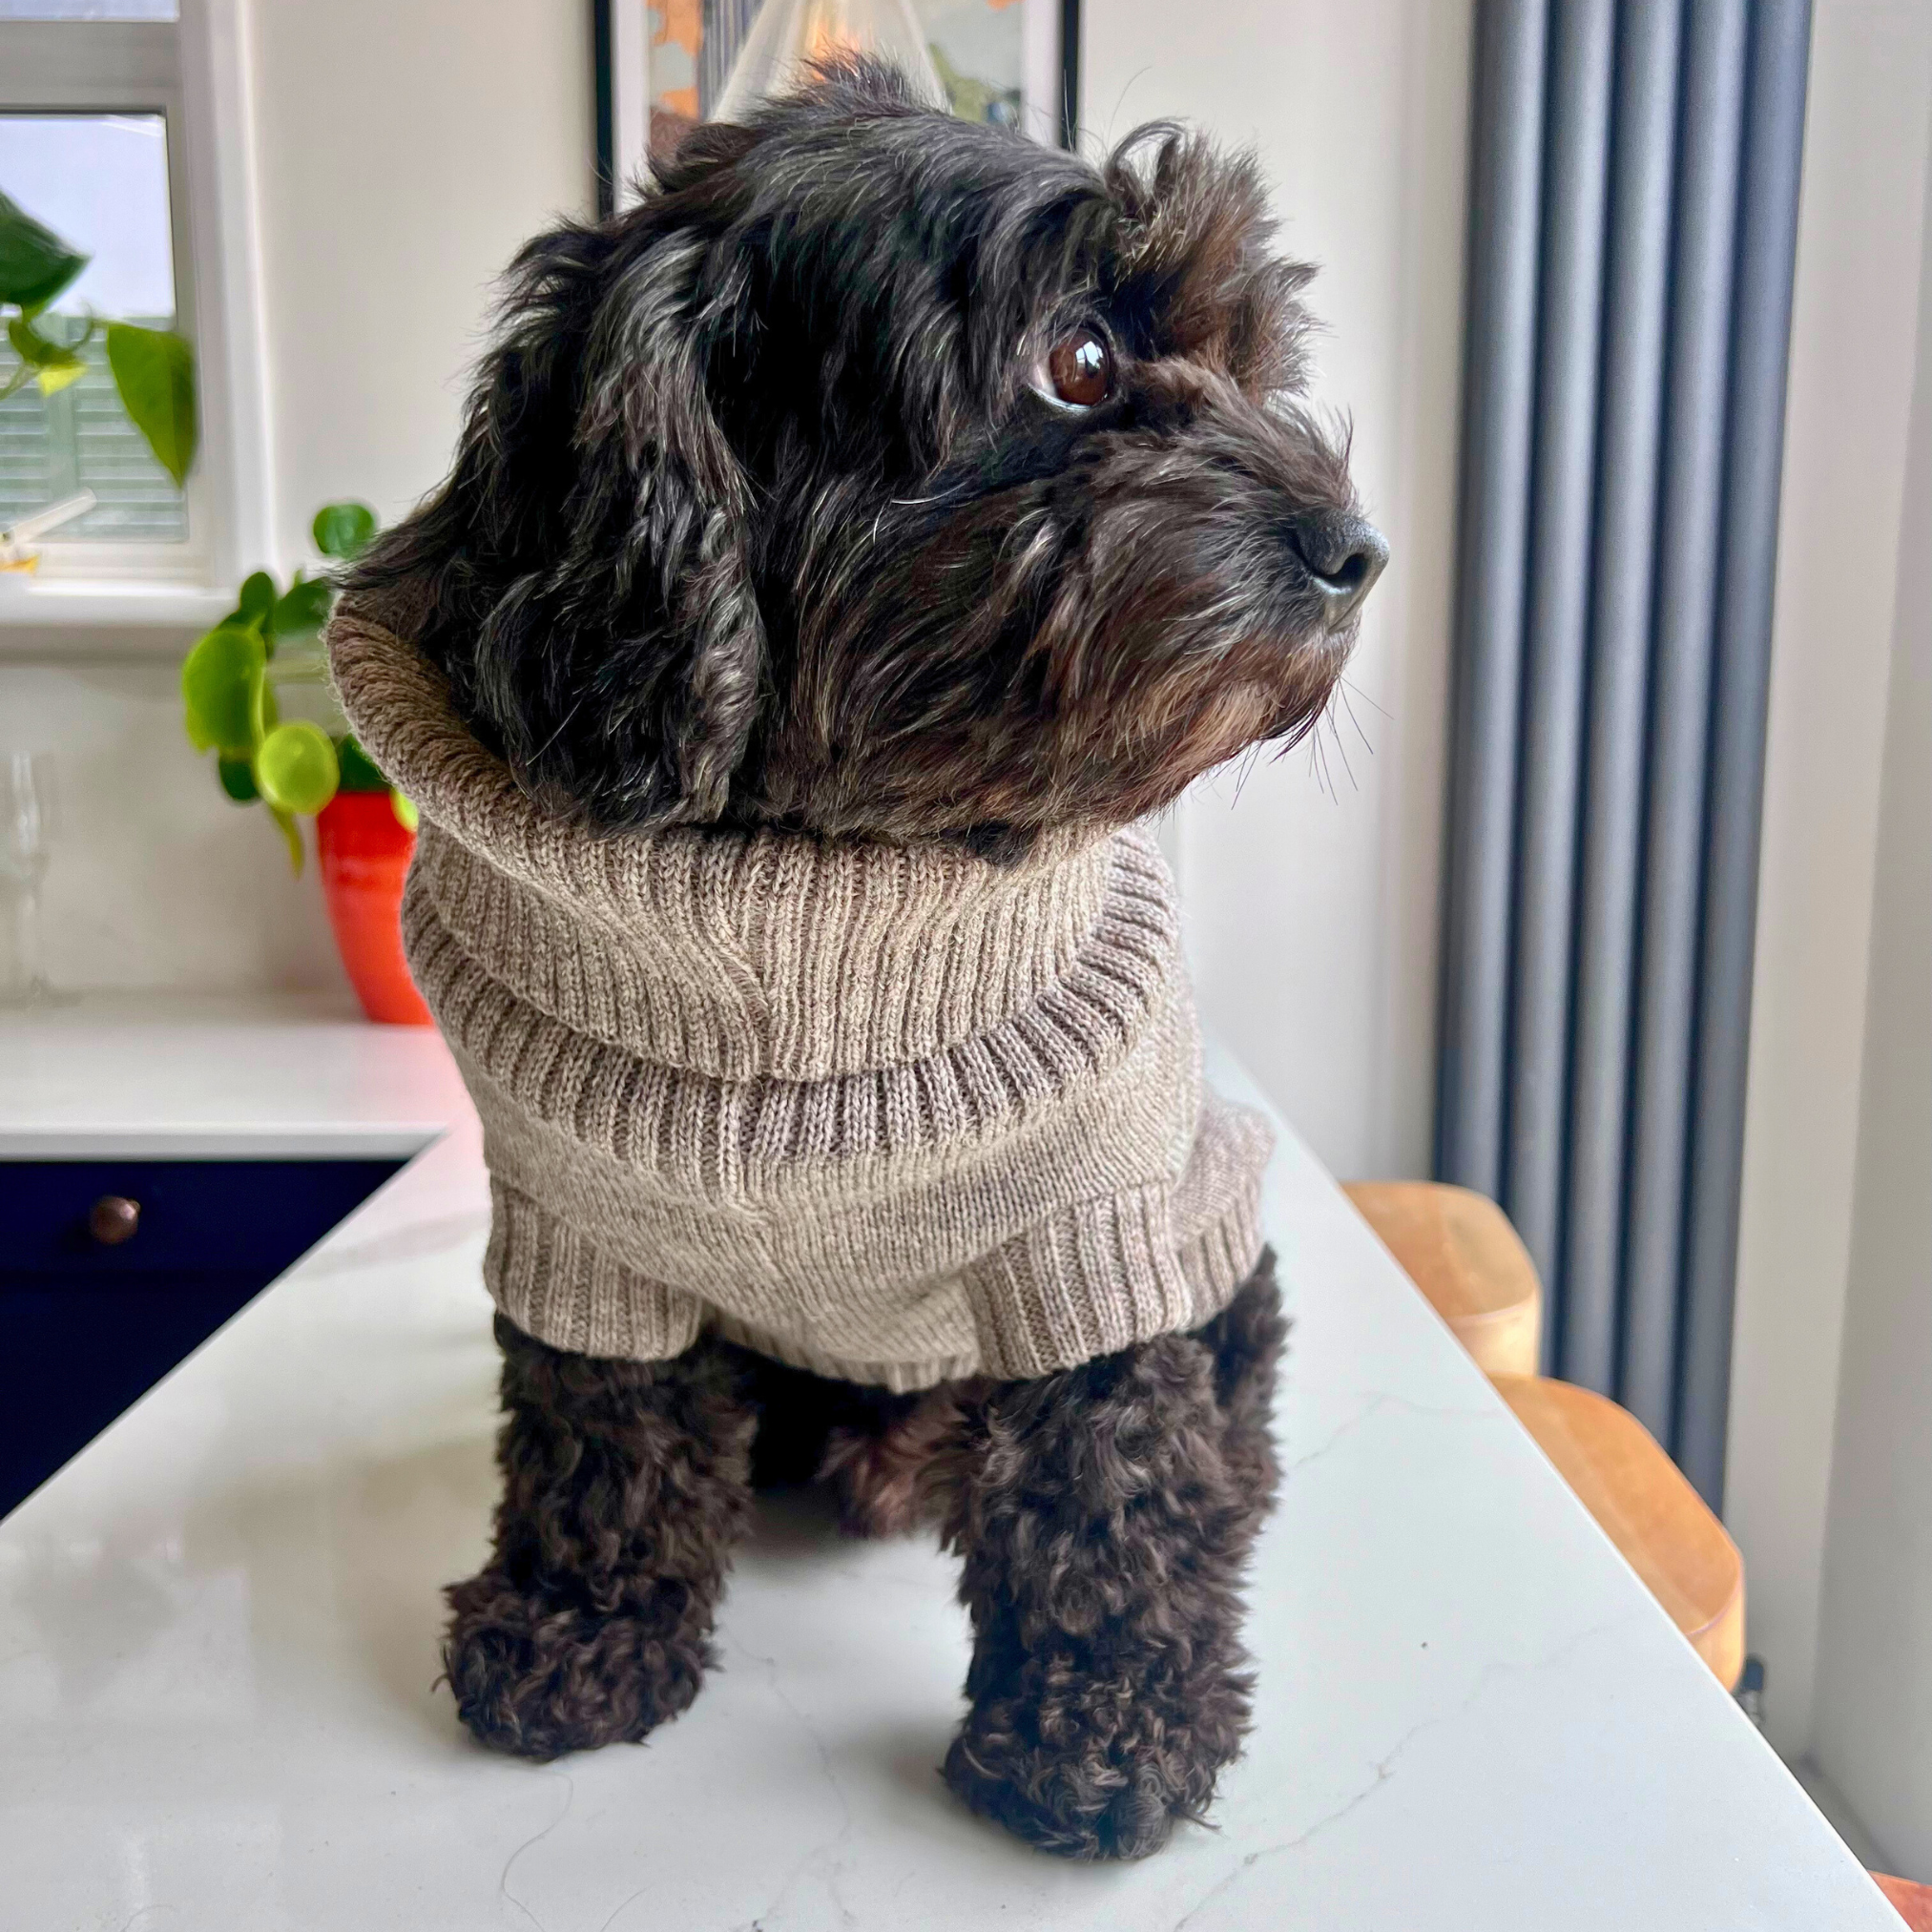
[445,1257,1286,1856]
[737,1349,953,1537]
[815,1388,964,1540]
[346,60,1379,858]
[934,1259,1284,1858]
[443,1316,757,1758]
[380,61,1368,1859]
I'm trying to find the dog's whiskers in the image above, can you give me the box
[1327,703,1359,793]
[886,487,967,509]
[1339,682,1378,758]
[1340,672,1391,721]
[1229,741,1260,806]
[869,483,967,548]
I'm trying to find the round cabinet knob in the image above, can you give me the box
[88,1195,141,1246]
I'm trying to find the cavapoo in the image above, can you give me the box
[330,58,1383,1860]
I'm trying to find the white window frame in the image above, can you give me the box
[0,0,273,644]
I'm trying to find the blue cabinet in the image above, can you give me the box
[0,1159,402,1516]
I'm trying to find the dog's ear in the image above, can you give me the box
[349,205,765,830]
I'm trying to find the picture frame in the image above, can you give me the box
[594,0,1080,218]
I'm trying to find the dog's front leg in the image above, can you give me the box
[939,1321,1268,1859]
[443,1314,756,1760]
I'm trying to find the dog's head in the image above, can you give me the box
[349,60,1384,858]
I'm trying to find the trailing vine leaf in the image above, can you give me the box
[234,570,278,634]
[268,804,304,875]
[6,315,88,395]
[273,572,333,639]
[178,503,375,865]
[254,720,339,815]
[312,501,377,560]
[180,626,267,756]
[335,733,390,793]
[217,755,259,802]
[105,322,197,485]
[0,189,87,312]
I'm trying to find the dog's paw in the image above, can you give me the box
[442,1568,710,1760]
[941,1666,1245,1860]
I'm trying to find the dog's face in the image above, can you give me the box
[351,61,1384,856]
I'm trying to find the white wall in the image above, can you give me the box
[1808,125,1932,1874]
[0,0,592,996]
[1084,0,1473,1183]
[245,0,594,562]
[0,658,339,992]
[1723,0,1932,1766]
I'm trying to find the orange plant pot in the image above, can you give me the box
[316,792,434,1027]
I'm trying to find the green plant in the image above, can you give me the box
[0,188,196,485]
[179,501,414,872]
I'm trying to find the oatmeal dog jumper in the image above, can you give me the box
[329,612,1274,1392]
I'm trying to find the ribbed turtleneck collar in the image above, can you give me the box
[328,611,1134,1082]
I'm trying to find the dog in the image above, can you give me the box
[341,59,1383,1861]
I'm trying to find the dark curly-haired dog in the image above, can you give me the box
[346,60,1381,1860]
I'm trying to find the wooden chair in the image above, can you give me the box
[1344,1180,1542,1376]
[1489,1374,1745,1688]
[1348,1183,1932,1922]
[1875,1875,1932,1931]
[1344,1181,1740,1688]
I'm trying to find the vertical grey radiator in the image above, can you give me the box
[1435,0,1811,1506]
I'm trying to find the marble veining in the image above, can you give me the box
[0,998,1897,1929]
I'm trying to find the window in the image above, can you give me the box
[0,1,266,611]
[0,111,188,545]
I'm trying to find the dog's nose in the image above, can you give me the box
[1286,510,1388,628]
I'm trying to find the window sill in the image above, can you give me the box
[0,577,237,660]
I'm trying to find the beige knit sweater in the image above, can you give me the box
[328,612,1273,1391]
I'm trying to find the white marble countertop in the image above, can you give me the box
[0,995,1894,1929]
[0,991,465,1158]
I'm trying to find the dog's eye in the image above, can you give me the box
[1045,328,1113,408]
